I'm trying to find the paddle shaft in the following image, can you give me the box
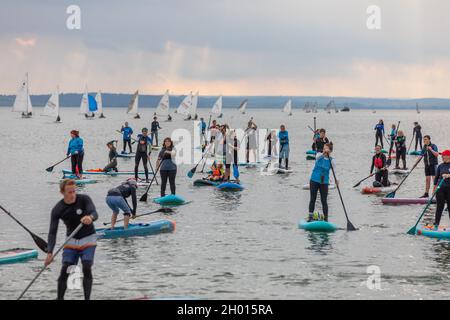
[47,155,71,171]
[387,154,424,197]
[353,173,375,188]
[140,159,165,201]
[407,131,415,154]
[18,223,84,300]
[387,121,400,166]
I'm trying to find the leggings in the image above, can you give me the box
[71,153,84,175]
[375,170,390,187]
[160,169,176,196]
[151,131,158,146]
[309,180,329,220]
[435,185,450,226]
[103,159,118,172]
[123,139,132,153]
[135,152,149,180]
[375,132,384,148]
[415,134,423,151]
[57,262,93,300]
[396,148,407,168]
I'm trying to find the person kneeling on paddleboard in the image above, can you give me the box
[432,150,450,229]
[394,130,407,170]
[278,125,289,169]
[207,163,224,181]
[157,137,177,197]
[420,135,439,198]
[371,145,390,187]
[308,143,336,222]
[46,179,98,300]
[103,141,118,172]
[67,130,84,179]
[106,179,137,230]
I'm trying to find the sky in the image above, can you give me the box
[0,0,449,98]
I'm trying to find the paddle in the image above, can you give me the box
[330,160,357,231]
[0,205,48,253]
[17,223,83,300]
[407,131,415,154]
[103,208,174,225]
[385,153,424,198]
[187,143,214,178]
[353,173,376,188]
[45,155,71,172]
[386,121,400,167]
[116,130,137,145]
[407,178,445,235]
[139,159,165,202]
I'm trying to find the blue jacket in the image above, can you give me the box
[374,124,384,134]
[311,155,334,185]
[67,137,84,155]
[278,131,289,146]
[121,126,133,140]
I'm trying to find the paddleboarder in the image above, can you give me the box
[313,129,330,157]
[395,130,407,169]
[151,117,162,147]
[420,135,439,198]
[389,124,397,151]
[413,122,423,151]
[135,128,153,182]
[67,130,84,179]
[307,143,336,222]
[245,119,258,163]
[432,150,450,228]
[120,122,133,154]
[45,179,98,300]
[278,125,289,169]
[156,137,177,197]
[370,145,390,187]
[103,141,118,172]
[106,179,137,230]
[374,120,385,148]
[229,130,241,184]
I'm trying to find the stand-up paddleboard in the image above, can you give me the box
[62,169,148,176]
[306,150,317,155]
[416,225,450,239]
[408,150,421,156]
[276,168,293,174]
[361,185,397,194]
[302,183,336,190]
[193,179,220,187]
[306,155,316,160]
[96,220,175,239]
[382,197,435,205]
[60,177,97,185]
[298,220,337,232]
[216,182,244,191]
[390,168,411,175]
[117,152,135,158]
[0,248,38,265]
[153,194,186,206]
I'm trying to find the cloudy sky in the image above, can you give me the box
[0,0,449,98]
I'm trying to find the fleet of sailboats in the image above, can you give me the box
[12,73,33,118]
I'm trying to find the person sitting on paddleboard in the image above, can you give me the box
[120,122,133,154]
[432,150,450,229]
[208,163,224,181]
[167,114,172,122]
[413,122,423,151]
[394,130,407,170]
[420,135,440,198]
[106,179,137,230]
[151,117,162,147]
[135,128,153,182]
[67,130,84,179]
[308,143,336,222]
[278,125,289,169]
[46,179,98,300]
[103,141,118,173]
[389,124,397,152]
[370,145,390,187]
[157,137,177,197]
[374,119,385,149]
[314,129,330,157]
[245,119,258,163]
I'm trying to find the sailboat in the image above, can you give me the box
[96,91,105,118]
[79,86,96,119]
[416,103,421,114]
[177,92,192,119]
[12,73,33,118]
[127,90,140,119]
[43,86,61,122]
[303,102,312,113]
[325,100,337,114]
[282,99,293,116]
[211,95,223,118]
[155,90,171,121]
[312,102,318,113]
[187,91,199,120]
[238,99,248,114]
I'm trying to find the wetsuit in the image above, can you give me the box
[434,162,450,226]
[48,194,98,300]
[309,155,336,221]
[389,128,397,151]
[106,183,137,216]
[395,136,407,169]
[374,123,385,148]
[103,147,118,172]
[158,148,177,196]
[246,126,257,163]
[413,125,423,151]
[121,126,133,153]
[135,134,153,180]
[278,130,289,169]
[266,132,272,157]
[314,137,329,154]
[151,121,161,146]
[422,143,438,177]
[370,153,390,186]
[67,137,84,175]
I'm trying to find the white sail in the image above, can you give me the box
[190,91,199,117]
[12,73,32,114]
[238,99,248,114]
[155,90,170,116]
[43,87,60,118]
[95,91,103,114]
[283,99,292,115]
[127,90,139,114]
[79,86,89,114]
[211,95,223,115]
[177,92,192,116]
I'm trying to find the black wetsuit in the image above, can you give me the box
[395,136,407,169]
[314,137,329,153]
[107,183,137,215]
[48,194,98,300]
[434,163,450,226]
[413,125,423,151]
[151,121,161,146]
[135,134,152,180]
[423,143,438,176]
[103,147,118,172]
[370,153,390,186]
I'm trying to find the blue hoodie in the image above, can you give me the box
[278,130,289,146]
[67,137,84,156]
[121,126,133,140]
[310,155,335,185]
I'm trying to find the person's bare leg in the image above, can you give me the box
[110,213,118,229]
[124,215,130,229]
[425,176,431,195]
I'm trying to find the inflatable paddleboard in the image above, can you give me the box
[97,220,175,239]
[298,220,337,232]
[193,179,220,187]
[416,225,450,239]
[302,183,336,190]
[382,197,435,205]
[216,182,244,191]
[153,194,186,206]
[0,248,38,265]
[390,169,411,175]
[361,185,397,194]
[117,152,135,158]
[62,169,147,176]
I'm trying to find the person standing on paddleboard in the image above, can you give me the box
[156,137,177,197]
[45,179,98,300]
[420,135,439,198]
[209,120,218,155]
[432,150,450,228]
[135,128,153,182]
[103,141,118,172]
[245,119,258,163]
[151,117,162,147]
[106,179,137,230]
[370,145,390,187]
[314,129,330,158]
[219,125,233,181]
[199,117,207,147]
[120,122,133,154]
[308,143,336,222]
[228,130,240,184]
[278,125,289,169]
[413,122,423,151]
[389,124,397,152]
[394,130,407,169]
[67,130,84,179]
[374,120,385,149]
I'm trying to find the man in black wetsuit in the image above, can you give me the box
[413,122,423,151]
[313,129,330,156]
[45,179,98,300]
[135,128,153,182]
[151,117,162,147]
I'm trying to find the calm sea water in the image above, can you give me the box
[0,107,449,300]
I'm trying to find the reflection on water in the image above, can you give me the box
[305,232,333,254]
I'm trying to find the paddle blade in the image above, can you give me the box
[187,169,195,178]
[407,226,417,235]
[158,208,174,214]
[347,221,357,231]
[352,182,361,188]
[45,166,54,172]
[139,193,148,202]
[31,234,48,253]
[386,191,396,198]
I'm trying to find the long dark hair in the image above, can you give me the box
[162,137,174,150]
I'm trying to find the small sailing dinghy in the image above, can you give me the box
[282,99,292,116]
[238,99,248,114]
[127,90,140,119]
[80,86,97,119]
[96,91,105,118]
[189,91,199,120]
[211,95,223,118]
[176,91,192,119]
[42,86,61,122]
[155,90,171,121]
[12,73,33,118]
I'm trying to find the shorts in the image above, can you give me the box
[106,195,131,215]
[62,234,97,265]
[279,144,290,159]
[425,164,437,177]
